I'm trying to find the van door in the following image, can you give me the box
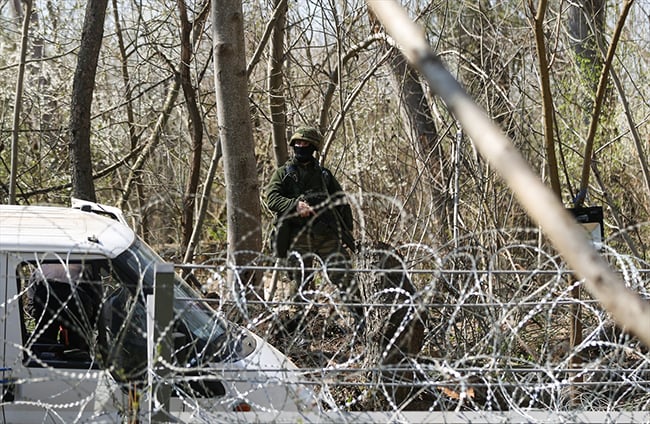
[2,255,121,423]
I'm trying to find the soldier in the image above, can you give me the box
[265,126,356,299]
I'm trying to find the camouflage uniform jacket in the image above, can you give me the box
[265,157,354,257]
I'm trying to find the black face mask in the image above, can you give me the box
[293,145,316,161]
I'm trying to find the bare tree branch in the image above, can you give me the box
[118,75,181,209]
[247,0,287,77]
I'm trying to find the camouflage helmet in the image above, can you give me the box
[289,126,323,150]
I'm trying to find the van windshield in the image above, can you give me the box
[103,238,235,376]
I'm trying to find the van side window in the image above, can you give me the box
[17,260,106,368]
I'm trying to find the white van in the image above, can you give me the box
[0,204,317,422]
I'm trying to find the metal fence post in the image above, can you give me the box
[147,263,175,423]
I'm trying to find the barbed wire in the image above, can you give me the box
[2,235,650,423]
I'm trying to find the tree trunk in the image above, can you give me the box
[178,0,204,257]
[370,7,450,237]
[8,0,32,204]
[567,0,606,203]
[359,243,426,409]
[532,0,562,198]
[385,46,451,235]
[573,1,631,207]
[268,0,289,166]
[568,0,605,88]
[69,0,109,202]
[212,0,263,297]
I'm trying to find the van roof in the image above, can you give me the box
[0,205,135,257]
